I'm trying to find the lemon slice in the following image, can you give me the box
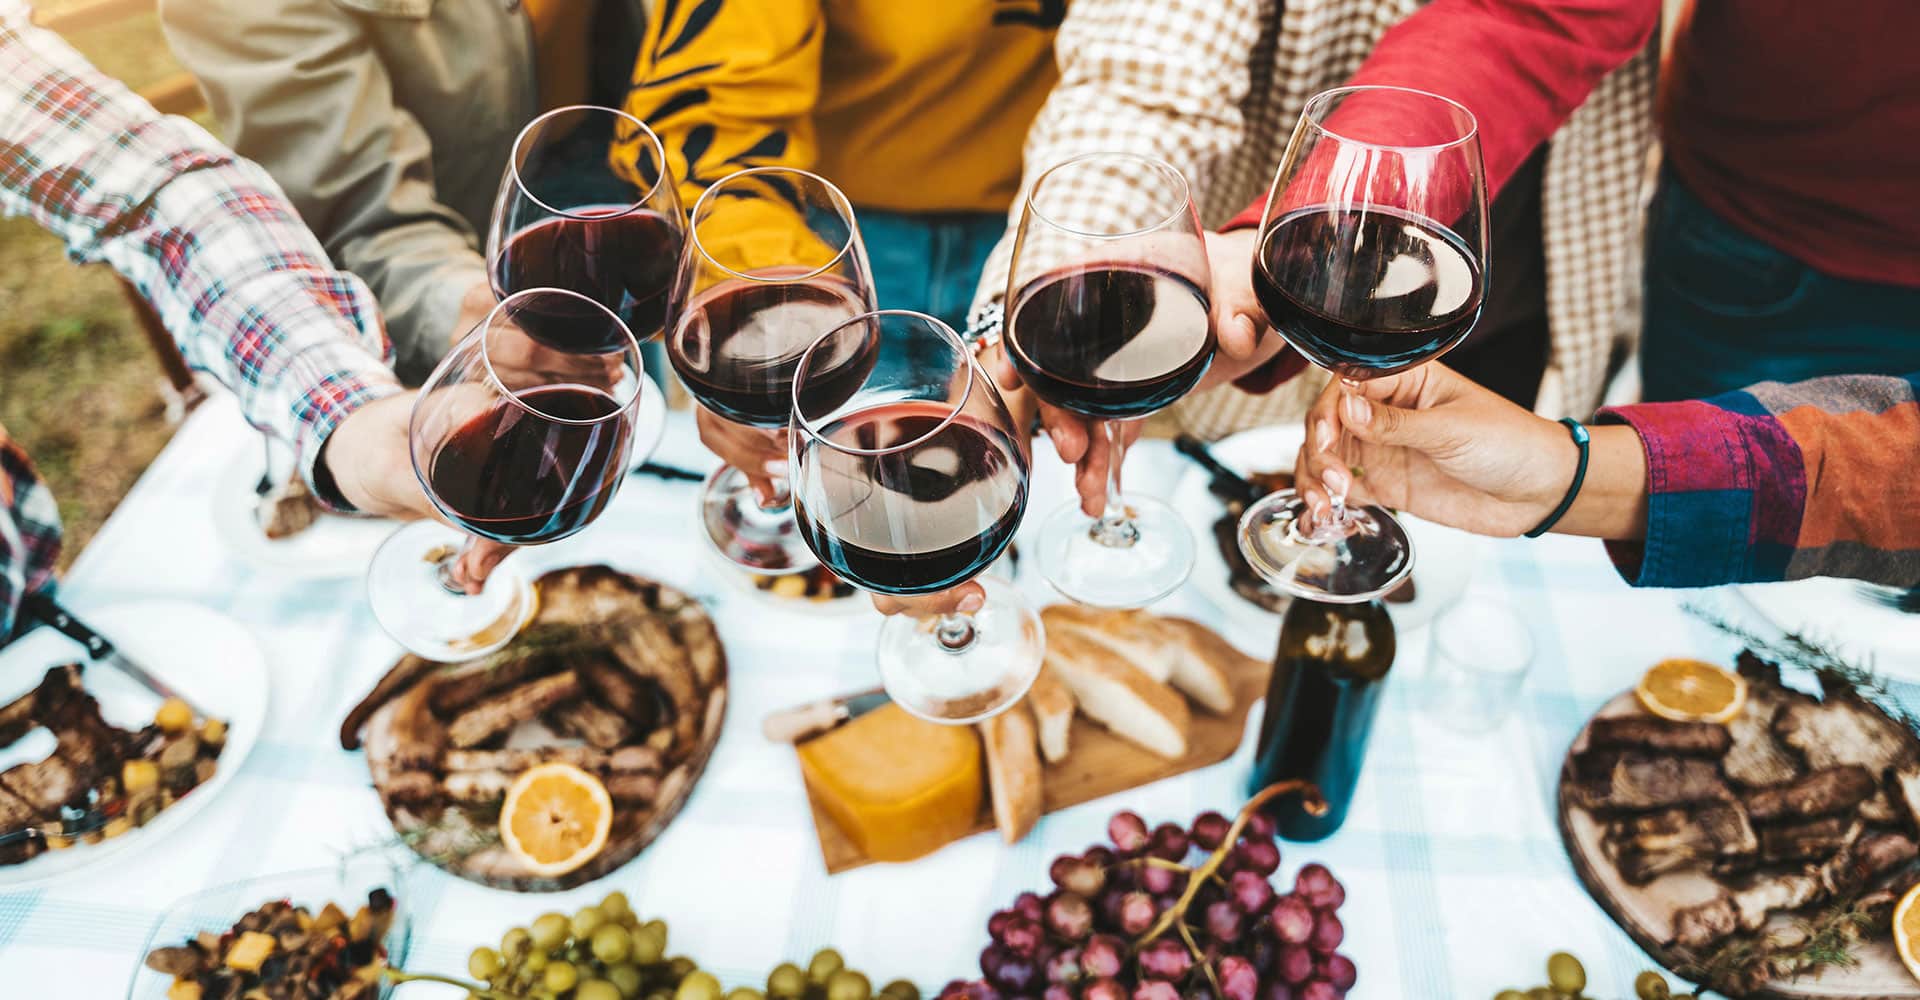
[1634,658,1747,724]
[499,762,613,877]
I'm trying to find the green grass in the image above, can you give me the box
[0,9,194,567]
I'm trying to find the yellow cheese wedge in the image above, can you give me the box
[797,703,983,862]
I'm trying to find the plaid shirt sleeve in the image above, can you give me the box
[0,0,402,504]
[0,420,59,640]
[1596,372,1920,589]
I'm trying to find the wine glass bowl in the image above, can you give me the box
[1239,85,1488,604]
[1005,152,1214,609]
[790,310,1042,724]
[488,105,685,349]
[668,167,878,574]
[367,288,645,662]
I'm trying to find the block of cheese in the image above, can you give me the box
[797,704,983,862]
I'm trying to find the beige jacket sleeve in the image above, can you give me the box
[972,0,1265,316]
[159,0,485,381]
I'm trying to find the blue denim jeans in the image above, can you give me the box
[1640,169,1920,402]
[858,208,1007,332]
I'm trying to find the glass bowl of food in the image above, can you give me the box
[127,855,411,1000]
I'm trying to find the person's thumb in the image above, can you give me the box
[1340,392,1455,453]
[1215,309,1262,361]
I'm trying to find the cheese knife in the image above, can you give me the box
[20,592,206,717]
[762,688,891,743]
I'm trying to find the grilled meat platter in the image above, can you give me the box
[1560,651,1920,997]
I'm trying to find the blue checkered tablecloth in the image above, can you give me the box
[0,391,1786,997]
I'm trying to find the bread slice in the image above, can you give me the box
[980,701,1043,844]
[1150,617,1247,716]
[1042,605,1177,683]
[1025,666,1076,764]
[1043,625,1191,759]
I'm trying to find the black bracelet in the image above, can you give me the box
[1525,417,1591,538]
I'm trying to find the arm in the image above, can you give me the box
[0,1,402,499]
[0,425,60,638]
[158,0,487,379]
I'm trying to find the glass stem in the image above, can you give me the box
[435,536,477,597]
[1092,419,1140,548]
[759,475,793,514]
[1323,379,1360,529]
[934,612,978,653]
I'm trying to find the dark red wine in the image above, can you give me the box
[492,206,681,350]
[670,277,871,428]
[1247,597,1396,841]
[795,403,1027,595]
[1007,265,1215,420]
[427,385,631,544]
[1253,206,1484,379]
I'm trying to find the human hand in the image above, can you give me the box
[868,584,986,619]
[695,406,787,505]
[453,280,627,392]
[1294,363,1581,537]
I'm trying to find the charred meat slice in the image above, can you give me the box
[1670,831,1919,951]
[1775,687,1920,823]
[1722,657,1809,789]
[1571,752,1731,814]
[543,699,631,750]
[1588,717,1732,757]
[1887,761,1920,835]
[442,746,660,775]
[1759,816,1860,865]
[1603,800,1758,884]
[445,671,581,748]
[1741,766,1877,823]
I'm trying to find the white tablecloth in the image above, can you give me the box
[0,391,1777,998]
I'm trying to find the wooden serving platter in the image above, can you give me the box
[346,566,727,892]
[803,618,1270,874]
[1558,691,1920,999]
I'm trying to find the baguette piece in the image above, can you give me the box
[1043,606,1177,683]
[980,702,1043,844]
[1026,666,1076,764]
[1150,617,1248,716]
[1043,624,1190,759]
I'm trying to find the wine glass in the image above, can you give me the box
[790,310,1042,724]
[367,288,645,661]
[1239,85,1489,602]
[668,166,877,575]
[488,105,681,452]
[1004,152,1215,609]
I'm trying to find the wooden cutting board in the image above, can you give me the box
[1558,691,1920,999]
[801,617,1271,874]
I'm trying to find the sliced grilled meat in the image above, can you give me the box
[1759,816,1860,865]
[577,654,661,728]
[442,746,660,774]
[1588,717,1732,757]
[1742,766,1877,823]
[1571,752,1731,814]
[1722,655,1809,788]
[543,700,630,749]
[427,652,556,717]
[1604,800,1758,884]
[1887,762,1920,835]
[1671,831,1919,951]
[445,671,581,748]
[1776,687,1920,824]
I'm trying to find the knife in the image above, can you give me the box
[19,592,205,716]
[1173,435,1264,506]
[762,688,891,743]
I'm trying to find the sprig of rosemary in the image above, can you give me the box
[1679,887,1885,994]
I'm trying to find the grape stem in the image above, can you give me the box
[385,967,525,999]
[1133,780,1326,950]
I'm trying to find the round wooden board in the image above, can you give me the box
[352,566,727,892]
[1558,691,1920,999]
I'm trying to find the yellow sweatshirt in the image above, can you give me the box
[619,0,1063,216]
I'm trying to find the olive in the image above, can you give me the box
[880,981,920,1000]
[605,963,644,998]
[524,950,550,975]
[826,970,872,1000]
[469,947,504,980]
[766,963,807,998]
[644,918,670,949]
[632,924,667,965]
[502,927,533,961]
[1547,953,1586,994]
[578,980,625,1000]
[592,923,634,965]
[808,949,845,985]
[1526,989,1553,1000]
[531,912,571,952]
[571,906,608,940]
[726,990,766,1000]
[1634,971,1672,1000]
[1495,993,1528,1000]
[676,971,723,1000]
[669,957,697,980]
[602,890,633,920]
[545,960,580,994]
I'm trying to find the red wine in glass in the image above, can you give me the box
[1253,206,1485,379]
[1006,264,1215,420]
[794,402,1027,596]
[426,384,632,544]
[670,277,872,428]
[492,206,683,351]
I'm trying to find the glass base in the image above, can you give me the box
[366,521,537,661]
[878,575,1044,725]
[1237,489,1413,603]
[699,465,818,575]
[1035,496,1195,609]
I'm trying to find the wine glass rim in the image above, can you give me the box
[507,104,668,221]
[1025,151,1191,241]
[475,287,645,424]
[1300,85,1480,152]
[687,166,862,284]
[790,309,976,456]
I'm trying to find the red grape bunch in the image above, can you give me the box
[938,785,1355,1000]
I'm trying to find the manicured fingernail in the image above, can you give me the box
[1323,468,1350,496]
[1343,394,1370,426]
[1314,421,1335,452]
[764,460,789,477]
[958,592,985,613]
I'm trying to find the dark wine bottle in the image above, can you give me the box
[1246,596,1397,841]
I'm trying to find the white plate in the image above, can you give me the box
[1737,579,1920,681]
[0,601,269,889]
[1171,424,1480,653]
